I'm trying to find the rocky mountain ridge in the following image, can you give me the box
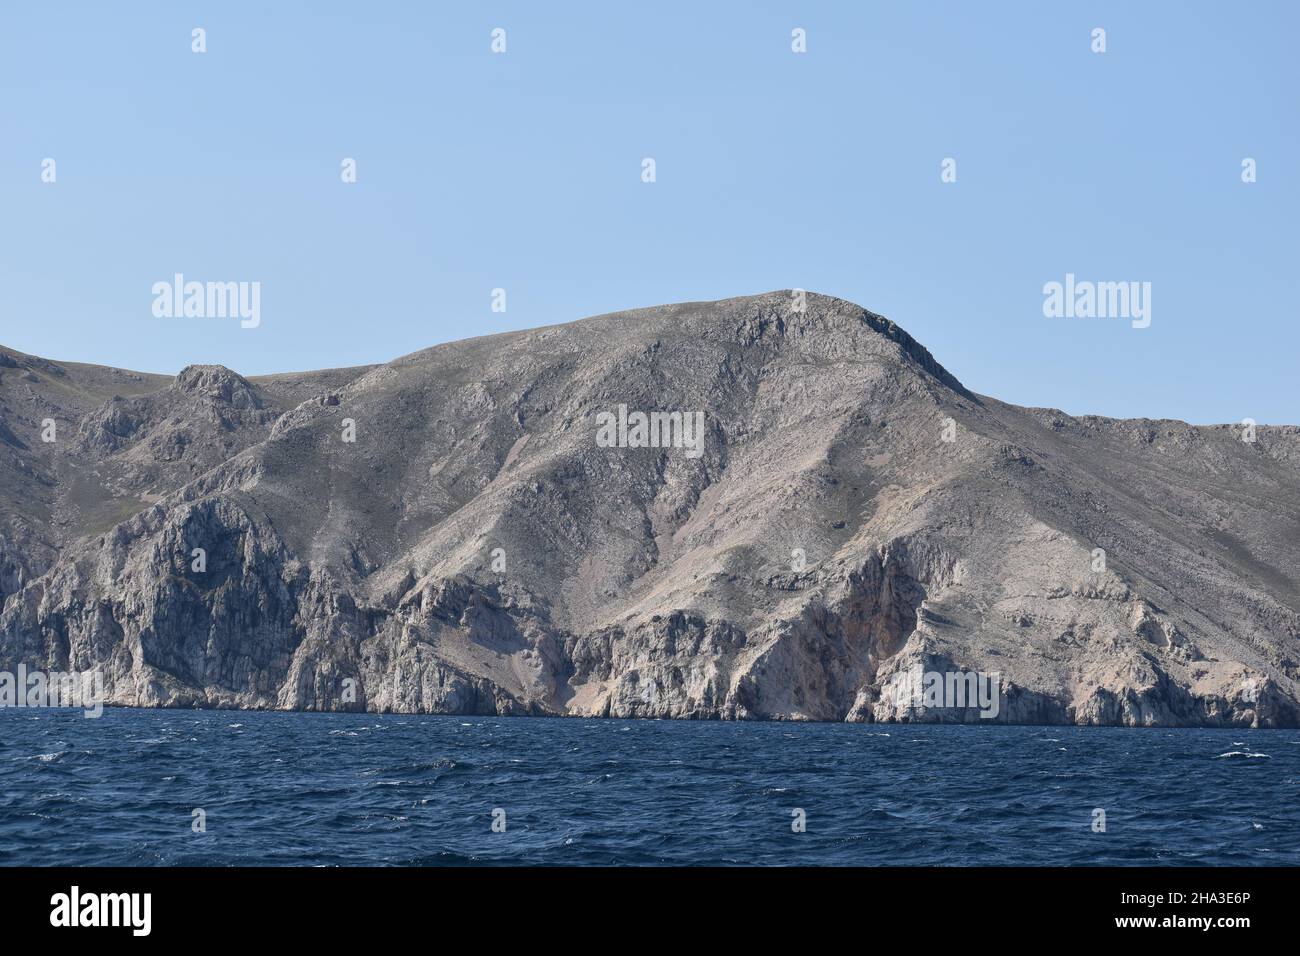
[2,292,1298,725]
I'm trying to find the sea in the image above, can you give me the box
[1,709,1295,866]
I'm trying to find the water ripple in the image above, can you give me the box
[0,711,1296,866]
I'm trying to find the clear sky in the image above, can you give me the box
[2,1,1296,423]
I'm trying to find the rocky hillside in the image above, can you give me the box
[2,292,1298,726]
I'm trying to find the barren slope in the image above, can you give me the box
[2,292,1297,725]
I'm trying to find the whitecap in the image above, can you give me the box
[1216,751,1270,759]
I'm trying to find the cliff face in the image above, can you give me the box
[3,292,1299,726]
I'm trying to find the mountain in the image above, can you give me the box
[3,292,1298,725]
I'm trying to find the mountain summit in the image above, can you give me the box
[2,292,1298,725]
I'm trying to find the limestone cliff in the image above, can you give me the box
[2,293,1298,726]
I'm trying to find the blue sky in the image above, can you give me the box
[2,1,1296,423]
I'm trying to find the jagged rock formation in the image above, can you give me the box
[2,292,1298,726]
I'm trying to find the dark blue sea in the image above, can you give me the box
[1,709,1296,866]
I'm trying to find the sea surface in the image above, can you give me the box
[1,709,1296,866]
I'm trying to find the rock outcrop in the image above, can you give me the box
[2,293,1298,726]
